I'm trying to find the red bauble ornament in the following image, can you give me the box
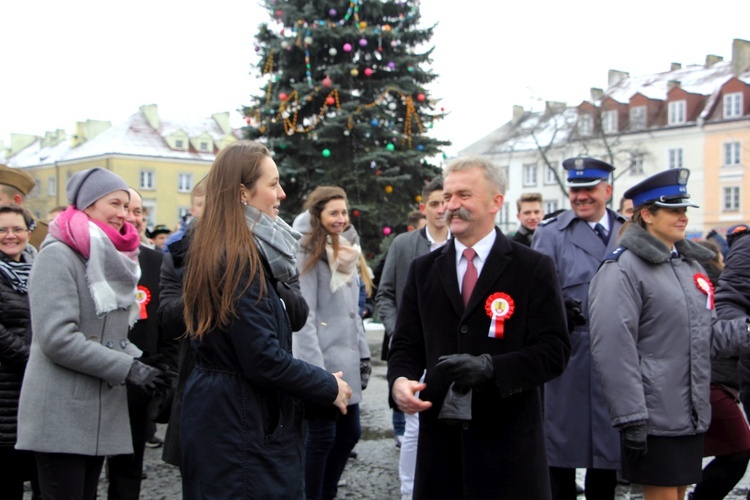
[352,209,361,217]
[279,92,288,100]
[417,93,426,102]
[326,96,335,105]
[364,68,373,77]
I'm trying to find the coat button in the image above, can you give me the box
[120,340,128,349]
[350,312,355,318]
[460,325,468,334]
[106,341,114,348]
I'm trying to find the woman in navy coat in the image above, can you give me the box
[179,141,352,499]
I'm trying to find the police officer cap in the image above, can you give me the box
[563,157,614,188]
[0,163,35,195]
[624,168,699,209]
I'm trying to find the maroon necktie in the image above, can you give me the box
[462,248,478,306]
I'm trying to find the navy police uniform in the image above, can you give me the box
[533,158,625,498]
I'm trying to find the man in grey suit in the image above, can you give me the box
[377,177,448,498]
[532,157,626,500]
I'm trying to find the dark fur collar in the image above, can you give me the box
[619,223,714,264]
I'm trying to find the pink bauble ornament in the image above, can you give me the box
[343,43,352,52]
[383,227,392,236]
[322,76,333,87]
[359,38,368,47]
[417,93,425,102]
[364,68,373,77]
[279,92,288,100]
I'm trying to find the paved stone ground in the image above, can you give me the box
[23,321,750,498]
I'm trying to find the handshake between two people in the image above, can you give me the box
[126,353,177,393]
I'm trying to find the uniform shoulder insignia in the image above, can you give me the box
[539,217,557,226]
[603,246,627,262]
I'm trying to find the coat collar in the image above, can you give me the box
[619,223,714,264]
[436,227,512,318]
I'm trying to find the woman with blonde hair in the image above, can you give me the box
[292,186,371,500]
[179,141,351,499]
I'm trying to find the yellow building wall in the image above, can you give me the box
[704,120,750,235]
[22,156,211,228]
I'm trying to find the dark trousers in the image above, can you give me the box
[305,403,361,500]
[392,409,406,436]
[692,451,750,499]
[0,445,40,500]
[107,383,149,500]
[35,452,105,500]
[550,466,616,500]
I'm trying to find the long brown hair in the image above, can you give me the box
[300,186,348,274]
[183,141,269,339]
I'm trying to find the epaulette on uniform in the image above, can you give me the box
[603,246,627,262]
[539,217,557,226]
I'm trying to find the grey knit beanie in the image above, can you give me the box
[67,168,130,210]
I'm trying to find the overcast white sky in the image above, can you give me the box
[1,0,748,157]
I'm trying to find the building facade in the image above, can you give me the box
[3,104,240,229]
[461,38,750,239]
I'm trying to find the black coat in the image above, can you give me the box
[180,266,336,499]
[0,256,32,446]
[388,229,570,499]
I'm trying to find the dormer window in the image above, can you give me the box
[724,92,743,118]
[175,139,184,149]
[199,142,209,152]
[668,100,686,125]
[630,106,646,130]
[602,110,618,134]
[578,114,593,136]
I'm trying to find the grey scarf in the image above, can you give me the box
[244,205,301,283]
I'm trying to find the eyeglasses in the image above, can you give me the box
[0,227,30,236]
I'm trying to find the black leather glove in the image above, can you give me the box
[564,298,587,333]
[620,423,648,460]
[436,353,494,388]
[438,383,473,424]
[127,359,168,391]
[360,359,372,390]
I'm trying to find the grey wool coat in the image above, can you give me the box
[16,236,142,456]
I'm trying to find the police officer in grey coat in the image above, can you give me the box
[532,157,625,499]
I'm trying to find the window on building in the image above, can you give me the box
[142,200,156,227]
[47,177,56,197]
[724,92,743,118]
[724,141,741,166]
[178,207,190,221]
[630,106,646,130]
[630,155,645,176]
[668,148,683,169]
[523,164,537,186]
[140,170,156,190]
[668,100,686,125]
[544,163,558,185]
[32,179,41,197]
[578,114,593,136]
[175,139,184,149]
[723,186,740,211]
[602,110,618,134]
[496,203,510,230]
[178,173,193,193]
[543,200,558,216]
[199,142,210,152]
[501,166,510,183]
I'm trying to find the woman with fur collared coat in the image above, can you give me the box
[589,169,750,500]
[292,186,371,500]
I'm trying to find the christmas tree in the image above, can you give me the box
[244,0,449,258]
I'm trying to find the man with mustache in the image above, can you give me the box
[532,157,627,500]
[388,156,570,499]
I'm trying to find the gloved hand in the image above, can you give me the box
[564,298,587,333]
[436,353,494,388]
[620,423,648,460]
[360,358,372,390]
[127,359,168,391]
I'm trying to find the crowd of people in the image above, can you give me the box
[1,141,750,500]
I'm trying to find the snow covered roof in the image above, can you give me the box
[6,107,243,168]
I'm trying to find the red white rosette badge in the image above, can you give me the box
[693,273,714,310]
[485,292,515,339]
[136,285,152,319]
